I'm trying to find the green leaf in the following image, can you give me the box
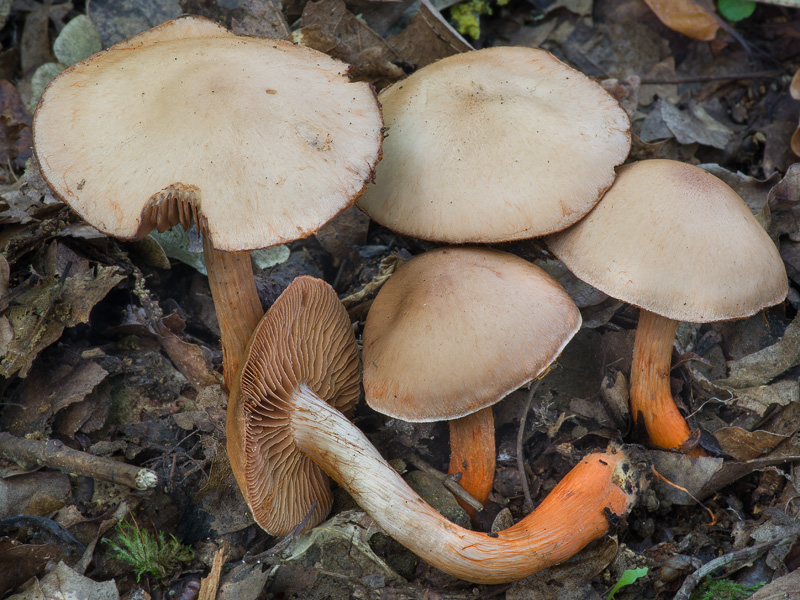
[717,0,756,21]
[607,567,648,600]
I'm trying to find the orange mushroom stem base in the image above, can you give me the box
[202,236,264,389]
[291,384,645,584]
[630,309,705,456]
[448,407,495,514]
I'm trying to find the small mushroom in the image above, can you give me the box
[362,246,581,510]
[548,160,788,453]
[230,275,647,583]
[32,16,383,387]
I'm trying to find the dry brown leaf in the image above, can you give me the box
[749,568,800,600]
[714,427,791,461]
[8,561,119,600]
[386,0,472,71]
[642,0,719,41]
[719,316,800,389]
[298,0,403,87]
[653,451,800,505]
[314,205,370,264]
[230,0,290,39]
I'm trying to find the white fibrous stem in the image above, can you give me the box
[290,385,643,584]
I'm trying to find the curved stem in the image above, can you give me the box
[202,236,263,388]
[630,309,704,456]
[448,407,495,515]
[291,385,643,584]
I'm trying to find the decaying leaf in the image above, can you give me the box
[507,538,620,600]
[386,0,472,70]
[0,265,125,378]
[87,0,182,47]
[791,70,800,157]
[719,316,800,389]
[749,568,800,600]
[6,560,118,600]
[640,99,733,149]
[0,471,71,519]
[642,0,720,41]
[1,359,108,436]
[714,427,791,461]
[230,0,291,39]
[297,0,404,87]
[653,451,800,505]
[314,206,370,265]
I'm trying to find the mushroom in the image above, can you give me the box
[548,160,788,453]
[357,46,631,243]
[354,46,630,501]
[230,274,647,583]
[362,246,581,510]
[32,16,383,387]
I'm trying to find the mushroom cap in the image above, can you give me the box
[547,160,789,323]
[227,276,360,535]
[33,16,383,252]
[363,247,581,422]
[356,46,630,243]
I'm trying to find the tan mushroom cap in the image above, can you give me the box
[548,160,789,323]
[363,247,581,422]
[357,46,630,243]
[33,16,383,252]
[227,276,360,536]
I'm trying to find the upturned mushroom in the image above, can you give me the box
[32,16,383,387]
[229,275,647,583]
[548,160,788,453]
[362,246,581,510]
[354,45,630,500]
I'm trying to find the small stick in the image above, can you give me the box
[673,535,796,600]
[517,383,540,513]
[404,453,484,511]
[0,432,157,490]
[641,70,785,85]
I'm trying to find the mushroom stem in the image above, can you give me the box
[448,407,495,514]
[202,236,263,388]
[291,384,643,584]
[630,309,704,455]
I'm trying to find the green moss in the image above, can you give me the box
[450,0,509,40]
[690,577,765,600]
[105,520,194,582]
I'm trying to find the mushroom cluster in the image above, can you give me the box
[31,12,789,589]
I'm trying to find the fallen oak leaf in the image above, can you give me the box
[642,0,720,41]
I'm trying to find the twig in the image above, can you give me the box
[0,432,157,490]
[651,465,717,525]
[673,535,796,600]
[404,453,484,511]
[518,382,540,513]
[245,500,318,564]
[641,70,785,85]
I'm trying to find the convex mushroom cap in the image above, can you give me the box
[228,276,360,535]
[33,15,383,251]
[547,160,788,322]
[363,246,582,421]
[33,15,383,385]
[357,46,631,243]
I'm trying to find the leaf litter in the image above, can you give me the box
[0,0,799,598]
